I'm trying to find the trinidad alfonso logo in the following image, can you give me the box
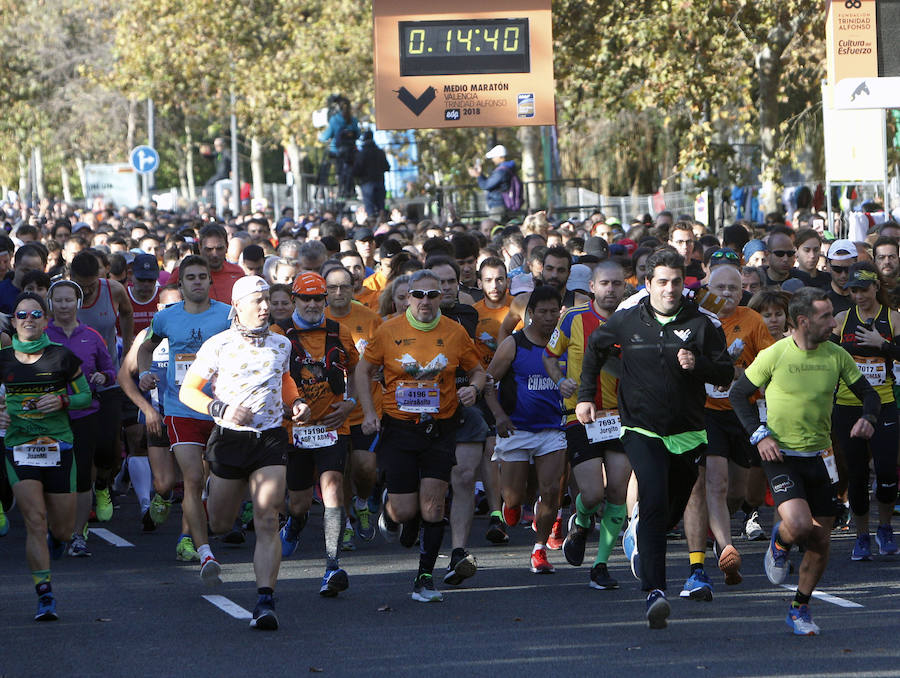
[673,329,691,342]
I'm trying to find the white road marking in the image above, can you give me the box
[442,582,584,594]
[88,528,134,547]
[202,595,252,619]
[779,584,864,608]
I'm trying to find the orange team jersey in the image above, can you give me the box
[364,314,480,421]
[473,295,511,369]
[355,285,381,312]
[326,303,383,426]
[545,302,618,424]
[362,269,388,293]
[168,262,245,304]
[272,321,359,435]
[705,306,774,411]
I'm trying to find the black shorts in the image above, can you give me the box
[565,422,623,467]
[349,424,378,452]
[4,444,77,494]
[286,435,350,492]
[205,426,288,481]
[455,405,489,443]
[377,416,457,494]
[703,408,759,469]
[95,388,123,470]
[121,396,140,427]
[147,421,171,449]
[763,454,837,518]
[70,413,100,493]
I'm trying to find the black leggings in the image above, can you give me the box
[622,430,702,592]
[93,389,123,488]
[832,402,899,517]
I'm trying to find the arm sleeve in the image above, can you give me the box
[692,321,734,386]
[281,371,300,407]
[729,374,762,434]
[847,375,881,421]
[179,373,211,415]
[67,371,93,410]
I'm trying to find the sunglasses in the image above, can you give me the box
[15,309,44,320]
[772,250,796,258]
[710,250,739,261]
[409,289,441,300]
[830,265,850,274]
[295,294,325,302]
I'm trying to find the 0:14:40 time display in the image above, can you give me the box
[406,25,522,56]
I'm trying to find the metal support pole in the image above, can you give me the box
[147,99,155,194]
[230,91,240,215]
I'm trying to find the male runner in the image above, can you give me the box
[499,246,573,343]
[485,286,566,573]
[576,249,733,628]
[138,255,232,578]
[167,224,244,303]
[356,268,485,602]
[180,276,309,630]
[730,287,878,635]
[545,260,630,590]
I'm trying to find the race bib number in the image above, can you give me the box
[396,382,440,413]
[856,357,886,386]
[821,448,839,484]
[757,399,767,423]
[705,382,732,399]
[174,353,196,386]
[292,426,338,449]
[893,361,900,384]
[585,410,621,443]
[13,438,61,467]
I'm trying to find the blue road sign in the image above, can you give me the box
[129,145,159,174]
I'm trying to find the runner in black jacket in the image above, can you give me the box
[576,248,733,629]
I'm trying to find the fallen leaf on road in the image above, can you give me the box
[513,617,522,622]
[96,618,112,623]
[626,646,641,651]
[377,605,392,612]
[309,668,323,673]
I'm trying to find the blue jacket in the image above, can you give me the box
[319,113,359,155]
[477,160,516,208]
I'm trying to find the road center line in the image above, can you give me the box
[88,528,134,547]
[779,584,864,608]
[202,594,252,619]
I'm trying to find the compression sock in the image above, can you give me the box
[197,544,213,561]
[32,569,51,597]
[594,503,627,566]
[323,506,343,570]
[127,456,153,512]
[418,519,445,576]
[575,494,603,529]
[689,550,706,574]
[774,526,792,552]
[792,590,811,607]
[257,586,274,604]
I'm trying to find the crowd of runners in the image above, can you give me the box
[1,195,898,634]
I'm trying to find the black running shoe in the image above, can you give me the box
[250,597,278,630]
[443,548,477,586]
[485,515,509,544]
[589,563,619,590]
[563,514,591,567]
[141,509,157,533]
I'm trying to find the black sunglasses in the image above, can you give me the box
[15,309,44,320]
[409,289,441,300]
[830,265,850,274]
[772,250,796,258]
[295,294,325,303]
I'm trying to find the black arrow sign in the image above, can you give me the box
[395,86,436,116]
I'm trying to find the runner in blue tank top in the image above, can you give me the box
[484,286,566,574]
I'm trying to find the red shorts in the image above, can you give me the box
[165,416,215,448]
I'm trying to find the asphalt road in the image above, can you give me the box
[1,493,899,678]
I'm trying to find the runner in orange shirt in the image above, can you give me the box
[356,268,485,602]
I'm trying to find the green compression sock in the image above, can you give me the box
[32,569,51,596]
[575,494,604,529]
[594,503,627,566]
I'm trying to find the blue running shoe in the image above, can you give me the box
[764,521,790,584]
[875,524,899,555]
[851,533,872,561]
[249,596,278,630]
[35,593,58,621]
[680,569,713,601]
[279,517,302,558]
[47,533,66,560]
[623,502,640,580]
[319,568,349,597]
[354,505,376,542]
[646,589,670,629]
[785,604,819,635]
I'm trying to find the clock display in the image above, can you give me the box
[399,18,530,76]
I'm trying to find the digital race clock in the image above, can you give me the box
[399,18,530,76]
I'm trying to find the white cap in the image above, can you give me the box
[509,273,535,296]
[485,145,507,160]
[827,239,858,261]
[229,275,269,318]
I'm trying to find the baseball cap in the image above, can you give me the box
[353,227,374,241]
[827,239,858,261]
[566,264,592,294]
[843,265,879,289]
[72,222,92,233]
[584,236,609,258]
[485,145,507,159]
[618,238,637,256]
[229,275,270,319]
[742,239,766,260]
[132,254,159,281]
[781,278,806,294]
[379,239,403,260]
[509,273,535,296]
[292,271,326,296]
[708,248,740,268]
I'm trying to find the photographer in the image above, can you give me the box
[319,96,359,198]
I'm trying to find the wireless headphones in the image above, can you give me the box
[47,280,84,312]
